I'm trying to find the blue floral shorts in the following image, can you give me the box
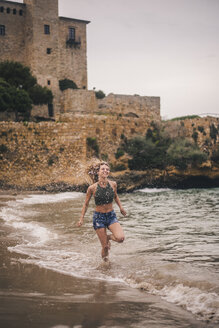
[93,210,118,230]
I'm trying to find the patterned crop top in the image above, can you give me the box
[94,182,115,206]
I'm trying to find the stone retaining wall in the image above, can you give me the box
[0,114,152,188]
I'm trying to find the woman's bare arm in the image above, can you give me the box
[113,181,127,216]
[77,186,93,226]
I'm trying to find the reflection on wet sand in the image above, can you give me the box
[0,239,209,328]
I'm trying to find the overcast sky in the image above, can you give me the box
[13,0,219,119]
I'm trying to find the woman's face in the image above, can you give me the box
[98,164,110,178]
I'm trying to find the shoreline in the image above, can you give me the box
[0,222,212,328]
[0,167,219,193]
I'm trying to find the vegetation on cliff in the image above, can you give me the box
[0,61,53,120]
[115,122,216,171]
[168,115,200,121]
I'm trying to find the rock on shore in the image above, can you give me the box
[0,167,218,193]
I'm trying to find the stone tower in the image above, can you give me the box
[0,0,90,116]
[24,0,59,90]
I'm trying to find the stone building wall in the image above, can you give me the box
[59,90,161,120]
[24,0,61,114]
[58,17,88,89]
[60,89,97,114]
[0,1,26,63]
[0,121,87,188]
[97,93,160,121]
[0,114,152,188]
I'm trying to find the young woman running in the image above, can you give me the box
[77,161,126,261]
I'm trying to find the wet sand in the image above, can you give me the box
[0,224,214,328]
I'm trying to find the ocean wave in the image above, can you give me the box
[14,192,83,205]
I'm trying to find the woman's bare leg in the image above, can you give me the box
[108,222,125,243]
[95,228,110,260]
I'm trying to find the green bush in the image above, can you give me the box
[0,131,7,137]
[101,153,108,161]
[115,148,125,159]
[211,146,219,163]
[210,124,218,143]
[59,79,78,91]
[0,144,8,153]
[167,138,207,169]
[169,115,200,121]
[95,90,105,99]
[86,137,99,157]
[198,126,204,133]
[192,131,198,143]
[121,125,171,170]
[112,163,126,172]
[126,137,166,170]
[48,155,58,166]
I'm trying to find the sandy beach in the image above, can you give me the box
[0,189,218,328]
[0,224,213,328]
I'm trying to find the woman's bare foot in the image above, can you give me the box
[103,256,109,262]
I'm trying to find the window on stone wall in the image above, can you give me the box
[19,9,23,16]
[47,48,51,54]
[44,24,50,35]
[13,9,17,15]
[69,27,75,40]
[47,80,51,85]
[48,103,54,117]
[0,7,4,13]
[0,25,5,36]
[6,7,10,14]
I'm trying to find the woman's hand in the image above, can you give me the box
[120,207,127,216]
[77,220,83,227]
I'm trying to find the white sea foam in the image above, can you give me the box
[14,192,82,205]
[138,188,171,193]
[159,284,219,323]
[0,194,64,244]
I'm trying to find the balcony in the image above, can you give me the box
[66,37,81,49]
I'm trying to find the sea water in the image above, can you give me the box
[0,188,218,325]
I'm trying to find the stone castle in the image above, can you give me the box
[0,0,160,121]
[0,0,90,117]
[0,1,218,191]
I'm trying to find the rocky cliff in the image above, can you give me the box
[0,117,218,192]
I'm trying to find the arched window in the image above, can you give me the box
[0,7,4,13]
[13,9,17,15]
[6,7,10,14]
[19,9,23,16]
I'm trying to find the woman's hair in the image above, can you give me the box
[86,160,110,183]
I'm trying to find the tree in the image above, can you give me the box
[95,90,105,99]
[0,61,53,120]
[0,61,36,90]
[0,81,32,120]
[29,85,53,105]
[59,79,78,91]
